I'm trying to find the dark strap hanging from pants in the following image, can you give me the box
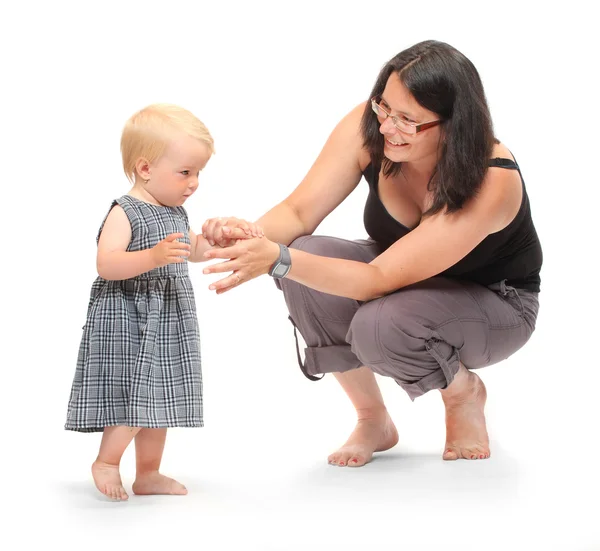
[288,316,323,381]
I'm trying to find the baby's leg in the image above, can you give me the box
[132,429,187,495]
[92,426,141,501]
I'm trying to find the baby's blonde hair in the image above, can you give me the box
[121,103,215,183]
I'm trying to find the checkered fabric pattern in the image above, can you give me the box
[65,195,203,432]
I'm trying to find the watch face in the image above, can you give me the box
[273,263,288,277]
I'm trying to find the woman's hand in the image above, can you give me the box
[201,217,264,248]
[202,237,281,294]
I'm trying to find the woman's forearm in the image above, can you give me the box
[287,249,384,302]
[202,233,388,300]
[256,201,308,246]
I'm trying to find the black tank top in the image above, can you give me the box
[362,157,542,292]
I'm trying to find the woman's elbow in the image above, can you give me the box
[354,283,388,302]
[354,268,393,302]
[355,290,384,302]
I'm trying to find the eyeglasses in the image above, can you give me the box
[370,96,442,134]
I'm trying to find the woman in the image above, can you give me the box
[201,40,542,466]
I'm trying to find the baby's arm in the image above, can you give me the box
[188,230,213,262]
[97,205,190,279]
[188,221,261,262]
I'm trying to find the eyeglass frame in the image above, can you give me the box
[370,95,443,134]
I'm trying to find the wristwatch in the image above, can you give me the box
[268,243,292,278]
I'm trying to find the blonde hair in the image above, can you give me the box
[121,103,215,183]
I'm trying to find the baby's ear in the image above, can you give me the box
[135,157,152,181]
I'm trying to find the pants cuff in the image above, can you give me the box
[304,345,363,378]
[397,338,461,401]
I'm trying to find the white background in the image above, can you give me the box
[1,1,599,549]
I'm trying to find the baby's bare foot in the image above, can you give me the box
[91,460,129,501]
[442,369,490,460]
[132,471,188,495]
[328,408,398,467]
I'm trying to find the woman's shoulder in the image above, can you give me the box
[477,142,523,231]
[336,101,367,136]
[340,101,372,172]
[486,142,522,192]
[322,101,372,172]
[490,142,516,164]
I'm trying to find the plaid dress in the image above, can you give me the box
[65,195,203,432]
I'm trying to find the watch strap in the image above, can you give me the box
[269,243,291,278]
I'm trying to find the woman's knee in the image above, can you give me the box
[289,235,344,257]
[346,299,384,365]
[279,235,360,296]
[289,235,381,264]
[347,296,441,379]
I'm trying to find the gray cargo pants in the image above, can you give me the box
[276,236,539,400]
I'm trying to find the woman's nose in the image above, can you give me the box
[379,116,397,135]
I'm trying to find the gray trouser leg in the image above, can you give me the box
[277,235,539,400]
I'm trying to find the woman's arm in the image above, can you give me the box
[200,104,367,248]
[290,165,522,299]
[203,165,522,299]
[248,103,371,245]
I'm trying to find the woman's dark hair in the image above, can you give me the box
[360,40,496,215]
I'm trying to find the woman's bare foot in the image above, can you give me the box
[441,366,490,460]
[132,471,188,495]
[328,408,399,467]
[91,460,129,501]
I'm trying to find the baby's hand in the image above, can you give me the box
[202,217,264,248]
[151,233,191,267]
